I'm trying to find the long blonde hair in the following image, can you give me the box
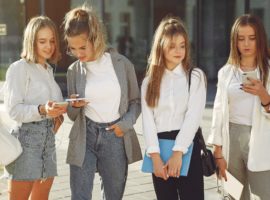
[63,5,106,59]
[21,16,60,64]
[145,16,191,108]
[228,14,270,86]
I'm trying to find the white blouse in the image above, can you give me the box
[141,64,206,155]
[4,59,63,125]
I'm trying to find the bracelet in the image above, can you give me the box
[214,157,223,160]
[38,104,46,118]
[261,101,270,107]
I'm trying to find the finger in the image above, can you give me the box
[161,170,167,180]
[177,168,181,177]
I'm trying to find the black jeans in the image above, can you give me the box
[152,130,204,200]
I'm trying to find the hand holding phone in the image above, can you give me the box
[242,71,257,85]
[65,97,88,102]
[68,94,89,108]
[53,101,68,107]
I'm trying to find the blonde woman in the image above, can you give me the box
[209,14,270,199]
[4,16,66,200]
[141,16,206,200]
[63,6,141,200]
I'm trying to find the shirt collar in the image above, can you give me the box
[165,63,184,76]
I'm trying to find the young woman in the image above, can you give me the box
[208,14,270,200]
[63,6,141,200]
[141,16,206,200]
[4,16,66,200]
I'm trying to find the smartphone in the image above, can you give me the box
[54,101,68,107]
[65,97,88,102]
[242,71,257,84]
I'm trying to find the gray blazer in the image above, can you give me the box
[66,51,142,167]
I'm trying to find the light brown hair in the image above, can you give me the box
[145,16,191,107]
[21,16,60,64]
[63,5,106,59]
[228,14,270,86]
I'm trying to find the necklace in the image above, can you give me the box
[240,65,257,72]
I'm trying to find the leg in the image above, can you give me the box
[228,123,251,200]
[70,148,97,200]
[8,180,34,200]
[248,170,270,200]
[30,178,54,200]
[152,175,179,200]
[98,131,127,200]
[178,136,204,200]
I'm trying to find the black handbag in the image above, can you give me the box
[197,128,216,177]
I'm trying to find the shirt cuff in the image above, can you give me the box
[172,145,188,154]
[146,146,160,156]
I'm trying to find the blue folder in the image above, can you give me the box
[141,139,194,176]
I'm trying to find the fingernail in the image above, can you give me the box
[239,87,243,90]
[240,84,243,86]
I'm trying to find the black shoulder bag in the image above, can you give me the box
[188,68,216,177]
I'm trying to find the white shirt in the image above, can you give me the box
[4,59,63,125]
[228,68,257,125]
[141,64,206,155]
[84,53,121,123]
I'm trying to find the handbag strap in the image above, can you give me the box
[197,128,209,155]
[188,68,208,155]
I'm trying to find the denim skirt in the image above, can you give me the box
[6,119,57,181]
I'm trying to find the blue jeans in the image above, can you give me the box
[70,117,128,200]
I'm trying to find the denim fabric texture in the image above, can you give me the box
[6,119,57,180]
[70,117,128,200]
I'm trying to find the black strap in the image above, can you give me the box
[196,128,209,155]
[188,68,194,92]
[188,68,208,154]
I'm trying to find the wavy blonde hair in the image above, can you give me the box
[228,14,270,86]
[145,16,191,107]
[63,5,106,59]
[21,16,60,64]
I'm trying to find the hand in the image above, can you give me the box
[53,115,64,134]
[213,146,227,181]
[165,151,183,178]
[150,153,168,180]
[241,78,266,97]
[69,94,89,108]
[215,158,227,181]
[108,124,124,137]
[40,101,66,118]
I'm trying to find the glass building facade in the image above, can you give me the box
[0,0,270,88]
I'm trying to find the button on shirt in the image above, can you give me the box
[141,64,206,154]
[4,59,63,125]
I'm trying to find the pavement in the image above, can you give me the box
[0,81,224,200]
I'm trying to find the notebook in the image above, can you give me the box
[141,139,194,176]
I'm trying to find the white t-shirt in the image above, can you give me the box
[228,68,258,125]
[84,53,121,123]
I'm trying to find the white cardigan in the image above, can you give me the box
[208,64,270,172]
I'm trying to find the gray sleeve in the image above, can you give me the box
[66,67,81,122]
[116,59,141,132]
